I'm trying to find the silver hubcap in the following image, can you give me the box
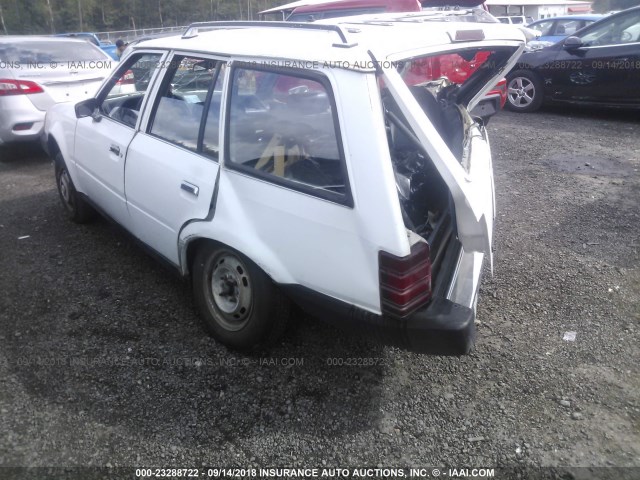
[59,170,73,209]
[210,253,252,330]
[508,77,535,107]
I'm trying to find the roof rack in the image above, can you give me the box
[181,21,357,48]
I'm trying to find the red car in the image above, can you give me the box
[260,0,509,119]
[402,51,508,111]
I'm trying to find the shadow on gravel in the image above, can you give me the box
[0,143,48,165]
[539,105,640,123]
[1,190,386,447]
[545,194,640,269]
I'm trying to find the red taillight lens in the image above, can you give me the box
[116,70,135,85]
[379,242,432,318]
[0,79,44,96]
[13,122,34,131]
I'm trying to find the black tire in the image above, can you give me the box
[192,243,290,351]
[54,153,95,223]
[505,69,544,113]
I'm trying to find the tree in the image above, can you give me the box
[0,3,7,35]
[593,0,640,12]
[0,0,287,34]
[45,0,55,32]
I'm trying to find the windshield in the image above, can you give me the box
[0,41,105,64]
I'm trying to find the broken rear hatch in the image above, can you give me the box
[375,30,524,271]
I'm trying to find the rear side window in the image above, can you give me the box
[148,56,221,153]
[580,9,640,45]
[226,67,350,205]
[202,64,227,159]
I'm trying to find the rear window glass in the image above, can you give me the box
[0,41,105,64]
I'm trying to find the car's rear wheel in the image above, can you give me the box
[54,153,95,223]
[506,70,544,112]
[192,243,290,351]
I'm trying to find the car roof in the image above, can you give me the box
[259,0,484,15]
[55,32,96,36]
[0,35,91,45]
[135,16,524,71]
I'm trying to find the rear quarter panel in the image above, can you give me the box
[180,68,411,313]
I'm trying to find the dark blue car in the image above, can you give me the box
[506,7,640,112]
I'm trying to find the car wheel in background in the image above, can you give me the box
[54,153,95,223]
[192,243,290,351]
[506,70,544,112]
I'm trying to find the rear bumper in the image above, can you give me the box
[0,96,45,145]
[282,247,483,355]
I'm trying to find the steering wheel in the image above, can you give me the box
[620,30,633,42]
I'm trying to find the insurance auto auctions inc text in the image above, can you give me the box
[191,467,496,478]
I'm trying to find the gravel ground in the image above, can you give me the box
[0,108,638,479]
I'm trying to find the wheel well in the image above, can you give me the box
[508,68,541,83]
[185,237,217,276]
[48,136,63,165]
[184,238,268,283]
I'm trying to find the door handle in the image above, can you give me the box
[181,181,199,197]
[109,144,120,156]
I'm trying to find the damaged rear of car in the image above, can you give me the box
[312,21,524,354]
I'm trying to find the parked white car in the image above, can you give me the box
[0,36,114,146]
[43,17,524,353]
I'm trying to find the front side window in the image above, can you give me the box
[99,53,162,127]
[580,10,640,46]
[226,67,348,202]
[148,56,222,153]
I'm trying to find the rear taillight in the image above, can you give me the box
[0,79,44,96]
[13,122,34,131]
[116,70,135,85]
[379,242,432,318]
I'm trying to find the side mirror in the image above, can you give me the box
[75,98,98,119]
[563,36,583,50]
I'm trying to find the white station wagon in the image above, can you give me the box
[43,15,524,354]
